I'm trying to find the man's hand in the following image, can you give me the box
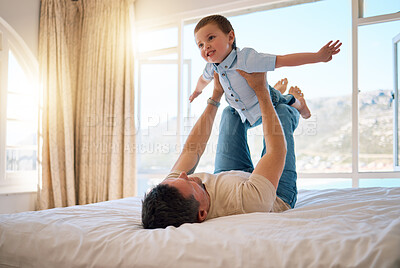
[211,72,224,102]
[316,40,342,63]
[236,70,268,95]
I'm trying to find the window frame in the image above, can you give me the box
[0,17,39,194]
[135,23,194,194]
[358,0,400,20]
[352,0,400,185]
[392,32,400,171]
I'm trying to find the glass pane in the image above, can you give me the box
[138,27,178,52]
[359,178,400,187]
[137,176,150,197]
[6,120,37,146]
[361,0,400,18]
[182,62,190,133]
[138,63,178,173]
[7,93,37,120]
[184,0,352,173]
[7,51,32,94]
[137,174,164,197]
[358,21,400,171]
[147,54,178,60]
[6,149,37,171]
[298,178,351,190]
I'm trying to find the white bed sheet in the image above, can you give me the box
[0,187,399,268]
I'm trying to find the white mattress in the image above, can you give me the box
[0,187,399,268]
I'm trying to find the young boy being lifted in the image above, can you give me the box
[189,15,341,122]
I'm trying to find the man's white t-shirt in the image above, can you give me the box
[166,170,290,220]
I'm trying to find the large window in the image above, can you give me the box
[6,52,38,173]
[183,0,353,174]
[182,0,353,184]
[136,27,191,196]
[358,20,400,171]
[136,0,400,195]
[0,18,39,193]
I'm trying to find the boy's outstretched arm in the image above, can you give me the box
[189,75,212,102]
[275,40,342,68]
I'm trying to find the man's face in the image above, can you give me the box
[195,23,235,64]
[161,172,210,220]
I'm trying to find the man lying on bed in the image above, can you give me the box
[142,70,303,229]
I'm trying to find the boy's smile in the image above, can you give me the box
[195,23,235,64]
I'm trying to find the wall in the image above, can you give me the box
[0,0,40,57]
[0,0,40,214]
[0,192,37,214]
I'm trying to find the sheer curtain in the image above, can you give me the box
[38,0,136,209]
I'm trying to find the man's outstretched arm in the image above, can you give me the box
[171,73,224,174]
[237,70,287,189]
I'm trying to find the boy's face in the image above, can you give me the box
[195,23,235,64]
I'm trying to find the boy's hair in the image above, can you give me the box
[194,14,236,49]
[141,183,200,229]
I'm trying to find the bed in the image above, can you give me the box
[0,187,399,268]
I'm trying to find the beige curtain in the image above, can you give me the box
[38,0,136,209]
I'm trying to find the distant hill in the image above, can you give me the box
[295,89,394,172]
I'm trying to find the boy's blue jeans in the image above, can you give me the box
[214,87,300,208]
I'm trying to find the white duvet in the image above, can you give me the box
[0,187,399,268]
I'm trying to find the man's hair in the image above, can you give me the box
[141,183,200,229]
[194,14,236,49]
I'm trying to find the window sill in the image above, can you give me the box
[0,184,37,195]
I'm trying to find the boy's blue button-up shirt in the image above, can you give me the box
[203,47,276,125]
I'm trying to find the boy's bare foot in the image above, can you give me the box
[289,86,311,119]
[273,78,288,94]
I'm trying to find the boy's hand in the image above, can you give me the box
[189,89,203,103]
[317,40,342,62]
